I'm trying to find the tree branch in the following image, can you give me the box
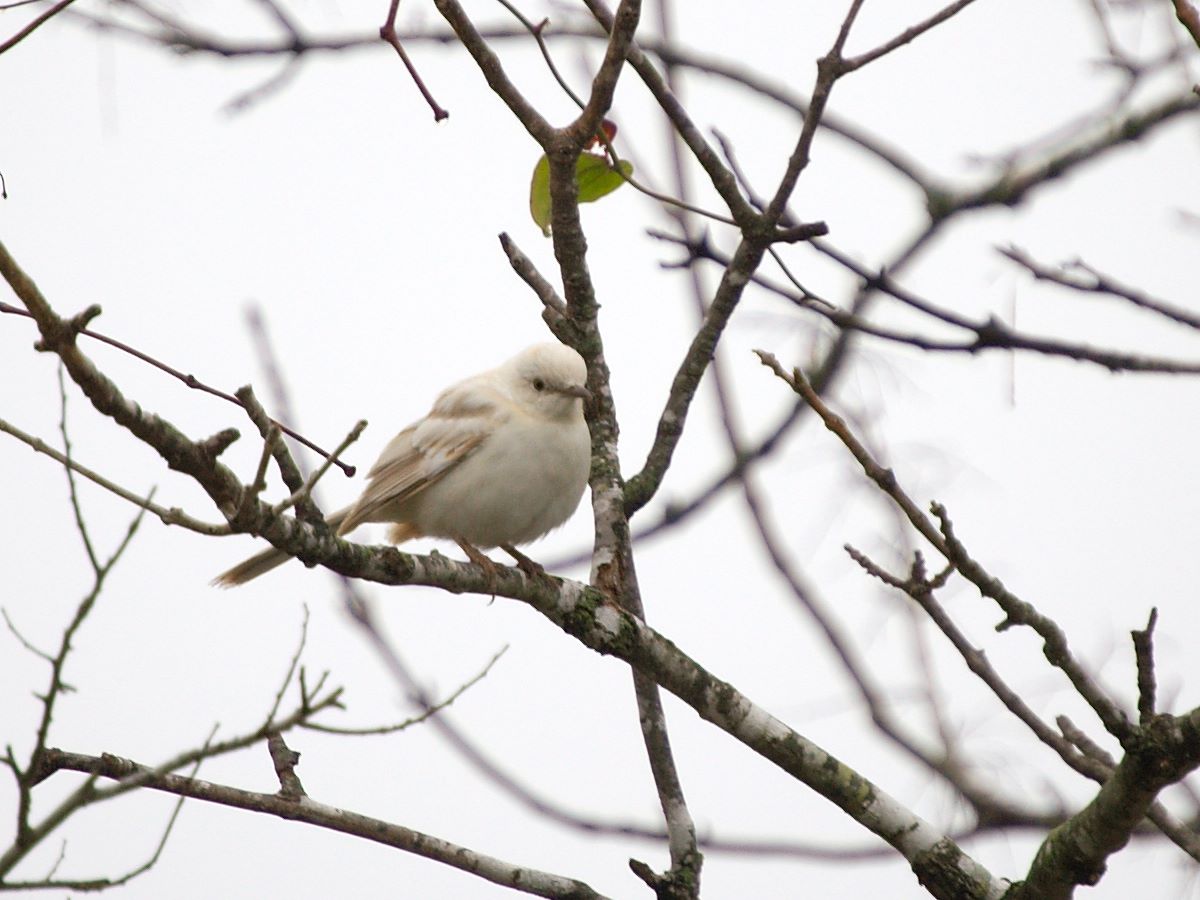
[0,300,356,476]
[0,0,76,55]
[841,0,982,72]
[753,352,1136,745]
[1000,245,1200,331]
[28,748,607,899]
[1014,709,1200,899]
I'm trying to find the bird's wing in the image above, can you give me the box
[338,376,507,535]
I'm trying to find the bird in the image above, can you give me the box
[213,341,592,587]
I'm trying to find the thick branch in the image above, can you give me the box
[623,238,768,514]
[1014,710,1200,899]
[432,0,554,144]
[2,235,1012,898]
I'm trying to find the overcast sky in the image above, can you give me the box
[3,2,1200,898]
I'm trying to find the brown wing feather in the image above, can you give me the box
[337,378,505,536]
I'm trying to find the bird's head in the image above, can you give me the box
[505,342,591,422]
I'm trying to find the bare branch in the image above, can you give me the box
[1172,0,1200,49]
[433,0,555,143]
[934,90,1200,218]
[0,300,356,477]
[842,0,982,72]
[380,1,448,121]
[744,479,1060,829]
[1132,608,1159,726]
[498,231,569,324]
[754,352,1137,746]
[266,733,306,800]
[269,419,367,518]
[2,675,344,881]
[2,745,203,892]
[29,748,608,899]
[845,547,1109,787]
[650,235,1200,375]
[495,0,586,109]
[304,646,507,737]
[0,415,229,535]
[0,0,76,55]
[1000,245,1200,331]
[1015,709,1200,899]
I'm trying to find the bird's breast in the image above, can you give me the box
[409,416,590,547]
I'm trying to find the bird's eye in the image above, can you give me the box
[532,378,546,392]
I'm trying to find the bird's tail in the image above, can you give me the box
[211,507,351,588]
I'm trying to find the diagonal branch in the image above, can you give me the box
[1014,709,1200,900]
[654,234,1200,375]
[1000,245,1200,331]
[581,0,757,224]
[432,0,555,144]
[0,300,355,476]
[0,0,76,55]
[1172,0,1200,49]
[0,414,230,534]
[380,0,448,121]
[931,90,1200,219]
[841,0,982,72]
[753,351,1136,745]
[27,747,606,900]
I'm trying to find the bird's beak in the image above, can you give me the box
[558,384,592,401]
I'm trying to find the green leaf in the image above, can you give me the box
[576,154,633,204]
[529,154,552,236]
[528,153,634,237]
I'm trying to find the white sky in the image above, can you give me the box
[3,1,1200,898]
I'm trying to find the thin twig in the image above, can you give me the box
[653,236,1200,375]
[270,420,366,517]
[56,367,99,569]
[222,55,304,114]
[265,607,312,726]
[0,0,76,55]
[0,415,229,534]
[0,301,355,476]
[249,0,300,39]
[304,647,507,736]
[498,232,568,322]
[1000,245,1200,331]
[1,609,54,663]
[380,0,448,120]
[755,351,1137,747]
[841,0,982,72]
[494,0,585,108]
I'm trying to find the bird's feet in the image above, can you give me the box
[500,544,553,583]
[456,541,554,599]
[456,539,501,597]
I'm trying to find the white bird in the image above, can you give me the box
[213,342,592,587]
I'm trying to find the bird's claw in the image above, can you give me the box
[456,539,501,599]
[501,544,553,583]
